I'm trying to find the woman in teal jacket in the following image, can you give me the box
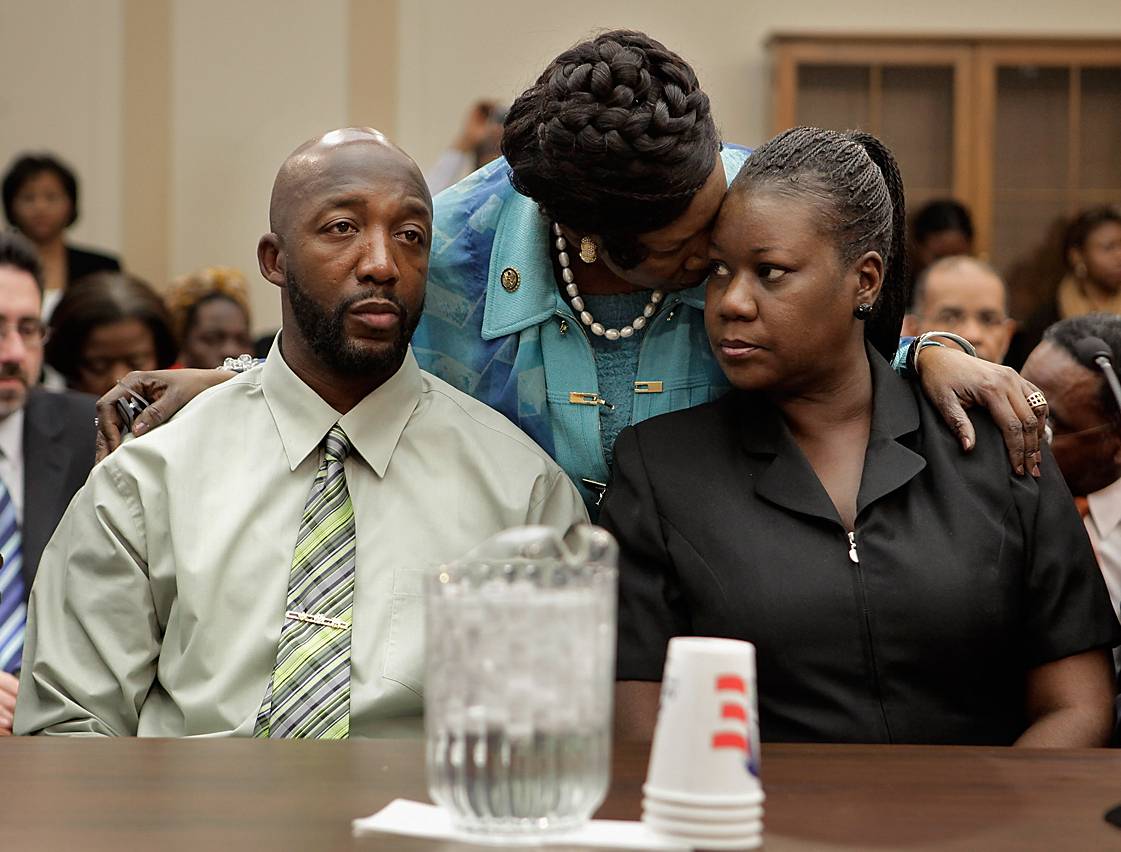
[410,30,1045,513]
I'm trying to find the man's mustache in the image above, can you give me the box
[336,289,407,316]
[0,363,28,385]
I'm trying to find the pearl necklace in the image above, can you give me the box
[552,223,663,340]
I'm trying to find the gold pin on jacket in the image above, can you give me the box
[569,392,608,406]
[500,267,520,292]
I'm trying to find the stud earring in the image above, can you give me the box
[579,236,598,264]
[854,303,873,319]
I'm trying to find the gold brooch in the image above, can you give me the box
[500,267,520,292]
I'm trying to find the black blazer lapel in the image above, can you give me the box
[21,393,72,594]
[728,393,843,526]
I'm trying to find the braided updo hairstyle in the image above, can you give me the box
[502,30,719,268]
[731,126,908,359]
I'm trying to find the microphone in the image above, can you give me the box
[1074,336,1121,413]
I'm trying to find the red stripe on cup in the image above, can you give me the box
[721,702,747,722]
[711,732,748,751]
[716,675,746,693]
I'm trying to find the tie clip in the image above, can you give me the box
[285,610,350,631]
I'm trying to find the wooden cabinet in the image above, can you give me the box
[770,35,1121,318]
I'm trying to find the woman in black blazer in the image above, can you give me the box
[604,127,1121,747]
[2,153,120,318]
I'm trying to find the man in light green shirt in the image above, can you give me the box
[14,128,586,737]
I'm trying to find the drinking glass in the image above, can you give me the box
[424,525,618,836]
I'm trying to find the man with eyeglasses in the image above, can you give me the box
[903,255,1017,364]
[1021,314,1121,673]
[0,232,95,734]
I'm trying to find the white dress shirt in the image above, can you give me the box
[0,408,24,523]
[1084,476,1121,670]
[15,343,587,737]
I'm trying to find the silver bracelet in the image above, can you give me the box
[220,354,259,373]
[916,331,978,359]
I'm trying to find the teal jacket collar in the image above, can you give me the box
[479,146,750,339]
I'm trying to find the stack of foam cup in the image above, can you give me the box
[641,637,763,850]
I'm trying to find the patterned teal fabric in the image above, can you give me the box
[583,292,651,470]
[413,146,751,511]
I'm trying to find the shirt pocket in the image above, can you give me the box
[382,566,428,697]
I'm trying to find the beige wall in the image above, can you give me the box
[169,0,349,333]
[4,0,1121,336]
[395,0,1121,170]
[0,0,123,254]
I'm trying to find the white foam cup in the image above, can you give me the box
[642,798,763,823]
[643,637,762,804]
[643,812,764,838]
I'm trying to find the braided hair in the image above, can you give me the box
[731,126,908,360]
[502,30,719,268]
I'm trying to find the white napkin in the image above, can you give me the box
[352,799,691,849]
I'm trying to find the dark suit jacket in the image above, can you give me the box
[66,245,120,285]
[21,389,96,596]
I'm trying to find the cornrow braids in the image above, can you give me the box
[502,30,719,268]
[731,126,908,359]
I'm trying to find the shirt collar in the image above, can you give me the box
[479,146,745,338]
[0,407,23,462]
[1087,475,1121,537]
[261,335,422,476]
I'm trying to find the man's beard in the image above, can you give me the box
[285,270,422,379]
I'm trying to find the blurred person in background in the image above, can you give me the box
[424,100,507,195]
[0,232,96,734]
[165,266,253,368]
[903,255,1016,364]
[910,199,975,275]
[1020,314,1121,651]
[1057,207,1121,320]
[44,271,176,397]
[2,154,120,319]
[1015,206,1121,368]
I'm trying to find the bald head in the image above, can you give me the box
[269,127,431,237]
[905,254,1014,363]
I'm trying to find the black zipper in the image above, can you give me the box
[847,528,893,742]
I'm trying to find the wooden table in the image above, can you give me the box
[2,739,1119,850]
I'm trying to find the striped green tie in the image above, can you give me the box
[255,424,356,739]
